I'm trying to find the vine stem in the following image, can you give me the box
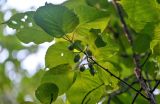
[112,0,156,104]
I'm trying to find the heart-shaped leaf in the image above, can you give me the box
[34,4,79,38]
[35,83,59,104]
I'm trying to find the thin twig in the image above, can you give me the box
[141,52,151,68]
[143,55,153,94]
[64,35,72,43]
[123,74,135,81]
[108,80,139,104]
[145,79,160,82]
[151,81,160,93]
[62,37,69,41]
[71,32,75,42]
[132,88,143,104]
[81,83,104,104]
[89,57,148,100]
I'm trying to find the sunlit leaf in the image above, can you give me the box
[4,11,53,44]
[86,0,112,11]
[74,5,109,24]
[121,0,159,32]
[63,0,86,9]
[45,42,75,68]
[41,64,74,95]
[150,24,160,55]
[54,97,65,104]
[67,70,105,104]
[97,62,119,93]
[95,33,119,61]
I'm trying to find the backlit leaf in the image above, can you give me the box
[67,70,105,104]
[34,4,79,38]
[121,0,159,32]
[86,0,111,11]
[150,24,160,55]
[41,64,74,95]
[4,11,53,44]
[45,42,75,68]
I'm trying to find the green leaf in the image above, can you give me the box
[72,40,84,51]
[90,28,107,48]
[157,0,160,3]
[151,24,160,55]
[66,4,110,37]
[66,70,105,104]
[45,42,75,68]
[95,33,119,61]
[5,11,34,29]
[41,64,75,95]
[54,97,65,104]
[63,0,86,9]
[97,62,119,92]
[73,18,110,53]
[74,5,109,24]
[95,35,107,48]
[16,27,53,44]
[35,83,59,104]
[112,93,132,104]
[121,0,159,32]
[4,11,53,44]
[85,0,111,11]
[66,4,110,53]
[143,60,158,79]
[151,40,160,55]
[133,34,151,53]
[34,4,79,38]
